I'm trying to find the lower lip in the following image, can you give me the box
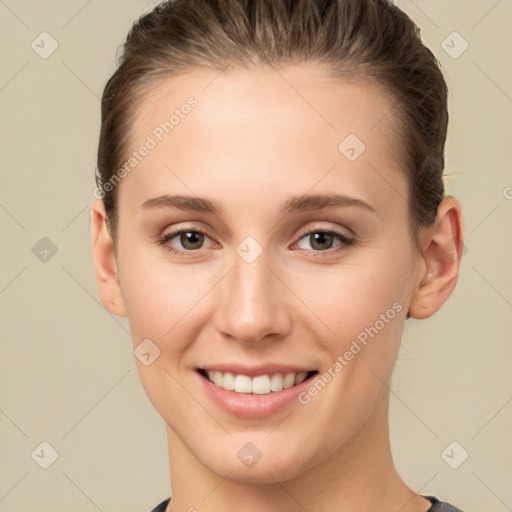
[196,370,317,419]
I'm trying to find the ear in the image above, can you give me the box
[408,196,464,320]
[91,199,127,317]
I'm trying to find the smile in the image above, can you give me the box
[198,368,318,395]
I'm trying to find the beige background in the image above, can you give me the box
[1,1,511,511]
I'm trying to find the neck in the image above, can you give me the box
[165,390,431,512]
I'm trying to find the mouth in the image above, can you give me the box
[197,368,319,395]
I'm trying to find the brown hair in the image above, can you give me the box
[96,0,448,249]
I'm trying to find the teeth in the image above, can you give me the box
[234,374,252,393]
[213,371,223,387]
[283,373,295,389]
[222,372,235,391]
[270,373,284,392]
[206,370,310,394]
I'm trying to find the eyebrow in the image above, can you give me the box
[141,193,375,215]
[142,195,222,214]
[282,193,375,214]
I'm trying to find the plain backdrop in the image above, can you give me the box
[1,1,511,511]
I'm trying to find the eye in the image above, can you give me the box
[293,228,354,254]
[156,228,214,256]
[155,226,354,257]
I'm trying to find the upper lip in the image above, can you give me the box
[198,363,317,378]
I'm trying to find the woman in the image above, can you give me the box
[91,0,465,510]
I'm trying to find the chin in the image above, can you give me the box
[212,461,304,485]
[197,441,317,485]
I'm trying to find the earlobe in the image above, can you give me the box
[408,197,464,320]
[90,199,127,317]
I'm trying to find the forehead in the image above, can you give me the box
[133,62,398,149]
[121,62,407,215]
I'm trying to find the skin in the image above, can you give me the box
[91,63,464,512]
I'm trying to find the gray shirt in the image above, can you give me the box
[149,494,466,511]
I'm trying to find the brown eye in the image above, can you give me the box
[178,231,205,250]
[309,232,335,251]
[156,229,213,255]
[295,229,353,253]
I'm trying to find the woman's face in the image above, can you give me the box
[109,63,426,482]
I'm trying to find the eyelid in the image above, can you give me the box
[293,222,353,242]
[158,222,214,240]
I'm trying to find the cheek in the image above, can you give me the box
[117,244,218,368]
[292,249,412,408]
[297,251,411,339]
[116,249,203,414]
[290,258,409,438]
[116,245,185,342]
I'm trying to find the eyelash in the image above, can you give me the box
[155,226,354,258]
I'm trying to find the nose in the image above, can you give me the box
[213,246,292,346]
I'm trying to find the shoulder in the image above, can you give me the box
[424,495,466,512]
[149,497,171,512]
